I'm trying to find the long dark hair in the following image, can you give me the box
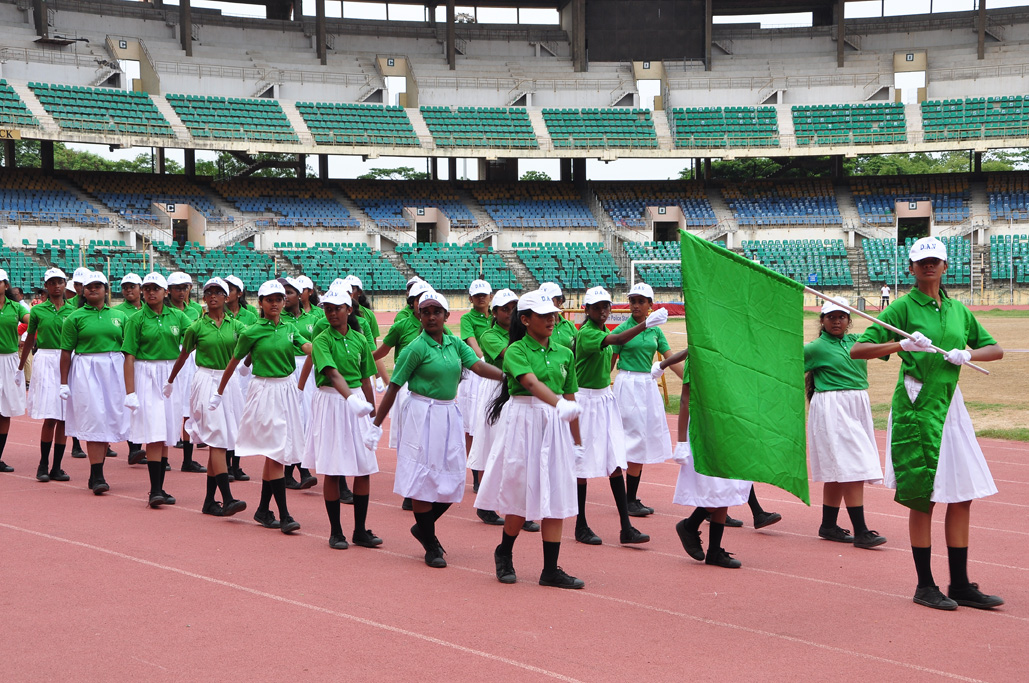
[486,310,529,426]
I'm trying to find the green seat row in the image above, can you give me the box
[29,82,173,137]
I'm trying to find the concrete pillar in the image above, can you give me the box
[572,158,586,188]
[180,0,193,57]
[32,0,48,38]
[41,140,54,172]
[315,0,326,66]
[572,0,586,72]
[978,0,987,60]
[298,154,306,179]
[184,149,195,177]
[319,154,329,180]
[973,151,982,173]
[560,158,572,182]
[3,139,15,168]
[831,154,844,180]
[156,147,166,174]
[704,157,712,179]
[430,157,439,180]
[448,157,457,180]
[447,0,456,70]
[705,0,713,72]
[837,0,845,68]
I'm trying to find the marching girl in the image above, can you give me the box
[610,282,672,516]
[115,273,143,315]
[572,286,667,546]
[0,268,30,475]
[20,268,72,482]
[851,237,1005,611]
[539,282,576,351]
[458,280,492,456]
[476,290,585,589]
[301,287,381,550]
[804,297,886,549]
[66,267,90,460]
[167,272,205,474]
[167,277,247,518]
[224,275,257,482]
[59,272,130,495]
[343,275,389,390]
[122,273,191,508]
[367,291,504,568]
[281,276,322,490]
[215,280,311,534]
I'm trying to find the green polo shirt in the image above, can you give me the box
[65,294,78,308]
[503,333,578,397]
[359,305,379,345]
[287,308,325,353]
[0,298,27,354]
[233,318,309,378]
[27,300,73,350]
[804,331,868,392]
[227,305,258,327]
[182,315,245,370]
[113,301,142,317]
[390,331,478,400]
[611,321,670,372]
[479,323,510,368]
[121,305,190,361]
[460,309,491,346]
[312,325,375,389]
[60,304,127,354]
[382,308,421,355]
[574,318,613,389]
[551,316,577,352]
[171,302,202,324]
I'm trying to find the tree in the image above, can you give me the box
[520,170,552,181]
[357,166,429,180]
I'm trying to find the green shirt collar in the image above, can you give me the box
[908,288,949,308]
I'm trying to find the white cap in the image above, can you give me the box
[142,272,168,289]
[82,271,108,286]
[0,269,8,282]
[821,297,850,315]
[330,278,350,292]
[167,271,192,286]
[418,291,449,311]
[344,274,363,291]
[73,267,91,284]
[258,280,286,298]
[281,277,303,293]
[321,288,353,307]
[583,286,612,306]
[203,277,230,296]
[468,279,492,296]
[120,273,142,286]
[628,282,655,300]
[294,275,314,291]
[518,290,561,315]
[224,275,245,292]
[491,289,518,309]
[410,281,434,299]
[406,275,424,288]
[909,236,948,262]
[539,282,563,299]
[44,267,68,283]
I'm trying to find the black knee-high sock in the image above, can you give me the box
[229,451,238,470]
[431,501,451,522]
[948,546,969,589]
[147,460,163,495]
[159,457,168,491]
[127,441,140,453]
[326,499,343,537]
[709,521,726,552]
[51,442,66,474]
[284,464,296,479]
[821,504,840,528]
[542,540,560,572]
[258,479,273,512]
[626,472,642,501]
[339,476,351,494]
[354,494,369,533]
[271,478,290,518]
[205,474,218,505]
[73,437,82,452]
[298,467,312,480]
[0,433,8,459]
[747,486,764,516]
[182,442,194,466]
[414,510,436,548]
[471,470,480,488]
[846,505,868,535]
[89,462,104,482]
[39,441,52,470]
[215,472,233,502]
[576,482,588,528]
[685,506,708,532]
[912,546,935,588]
[498,531,517,556]
[609,473,631,531]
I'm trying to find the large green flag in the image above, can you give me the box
[680,230,810,504]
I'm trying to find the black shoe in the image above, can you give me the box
[494,548,516,584]
[539,566,584,589]
[148,492,166,508]
[402,497,413,511]
[913,585,958,610]
[48,469,70,482]
[853,529,887,549]
[472,481,480,494]
[424,542,447,568]
[818,524,854,543]
[754,511,782,529]
[91,479,110,495]
[164,461,171,471]
[0,461,13,472]
[575,525,602,545]
[338,488,354,505]
[627,499,653,517]
[352,529,383,548]
[128,448,147,465]
[159,490,176,505]
[620,526,650,544]
[138,456,149,465]
[254,509,280,529]
[675,519,705,561]
[280,515,301,534]
[181,461,206,473]
[298,474,318,490]
[222,499,247,517]
[196,443,208,449]
[201,500,223,516]
[522,520,540,532]
[477,509,504,526]
[36,467,50,482]
[329,534,349,550]
[284,476,302,490]
[948,583,1004,609]
[227,471,235,482]
[71,447,86,459]
[705,547,742,568]
[173,440,189,449]
[231,467,250,482]
[723,515,744,528]
[105,448,117,458]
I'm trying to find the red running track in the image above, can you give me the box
[1,411,1027,682]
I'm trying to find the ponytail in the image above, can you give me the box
[486,310,529,426]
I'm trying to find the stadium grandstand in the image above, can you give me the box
[1,0,1028,306]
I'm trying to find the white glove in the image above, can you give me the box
[375,376,387,393]
[14,369,24,387]
[238,363,252,377]
[59,384,70,400]
[944,348,972,366]
[650,361,665,379]
[346,392,374,417]
[162,382,174,398]
[900,331,934,353]
[363,423,383,451]
[573,444,585,467]
[124,392,140,412]
[645,308,668,328]
[208,393,223,411]
[672,441,691,465]
[555,397,581,423]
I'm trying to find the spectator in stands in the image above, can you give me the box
[280,276,320,491]
[115,273,143,315]
[20,268,73,482]
[0,269,30,475]
[881,284,891,309]
[367,291,503,569]
[852,236,1005,611]
[167,272,205,474]
[459,279,492,462]
[223,275,256,483]
[804,298,886,550]
[572,285,667,547]
[539,282,576,351]
[215,279,311,535]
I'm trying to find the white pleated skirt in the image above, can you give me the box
[672,441,752,508]
[576,386,628,478]
[0,352,26,418]
[186,366,244,450]
[885,378,997,503]
[614,370,672,464]
[176,351,197,420]
[457,370,482,435]
[27,348,63,421]
[393,393,466,502]
[388,384,410,449]
[235,362,253,405]
[466,377,502,471]
[475,396,578,520]
[807,389,883,484]
[65,351,129,443]
[128,359,178,446]
[235,376,305,465]
[292,355,316,429]
[302,387,378,476]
